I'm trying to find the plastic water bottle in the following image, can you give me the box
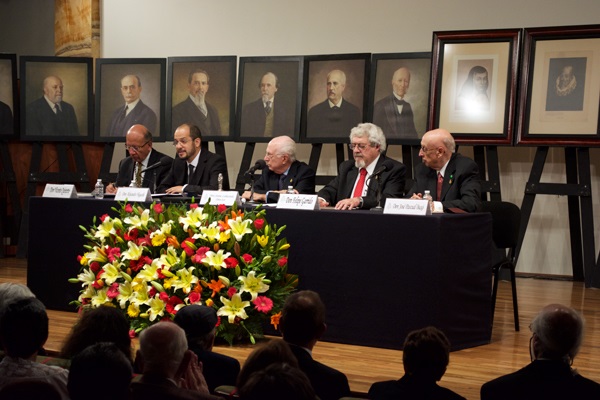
[287,185,294,194]
[423,190,433,211]
[94,179,104,199]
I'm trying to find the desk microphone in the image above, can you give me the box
[141,156,172,173]
[369,160,395,179]
[245,160,267,175]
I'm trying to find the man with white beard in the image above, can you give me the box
[240,71,290,137]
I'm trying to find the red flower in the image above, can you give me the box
[159,291,169,302]
[124,228,139,241]
[227,287,237,298]
[107,283,119,299]
[224,257,239,269]
[253,218,265,230]
[137,233,152,247]
[90,261,101,273]
[188,292,201,304]
[192,246,210,264]
[148,287,157,298]
[181,238,195,257]
[217,204,227,213]
[242,254,253,264]
[153,203,164,213]
[99,214,109,222]
[124,204,133,213]
[278,257,288,267]
[130,256,151,272]
[215,316,221,328]
[129,329,137,339]
[107,247,121,263]
[190,203,199,209]
[166,296,183,314]
[253,296,274,313]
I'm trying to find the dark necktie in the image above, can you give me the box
[437,172,443,201]
[119,105,128,122]
[265,101,272,114]
[278,174,287,190]
[187,164,195,184]
[353,168,367,198]
[394,98,406,105]
[135,162,143,188]
[54,103,62,114]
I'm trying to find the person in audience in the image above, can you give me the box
[318,122,406,210]
[236,339,299,390]
[156,123,228,195]
[26,75,80,136]
[0,282,35,309]
[106,124,172,193]
[60,305,133,363]
[0,379,62,400]
[407,128,481,212]
[481,303,600,399]
[130,321,221,400]
[174,304,240,393]
[0,297,69,399]
[242,135,315,203]
[279,290,350,400]
[368,326,465,400]
[68,342,132,400]
[238,362,317,400]
[107,74,157,137]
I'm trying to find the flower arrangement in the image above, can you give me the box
[72,201,297,345]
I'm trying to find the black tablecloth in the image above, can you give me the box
[28,197,492,350]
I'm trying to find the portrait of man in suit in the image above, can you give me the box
[372,67,418,139]
[106,74,157,137]
[240,72,290,138]
[25,75,79,136]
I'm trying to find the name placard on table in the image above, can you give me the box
[199,190,241,207]
[383,199,431,215]
[277,194,320,210]
[43,184,78,199]
[115,187,152,202]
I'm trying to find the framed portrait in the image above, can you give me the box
[301,53,370,143]
[235,56,303,143]
[0,54,18,139]
[19,56,93,141]
[95,58,166,142]
[167,56,236,141]
[368,52,431,145]
[517,24,600,146]
[430,29,521,145]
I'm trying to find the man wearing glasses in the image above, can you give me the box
[242,135,315,203]
[407,128,481,213]
[106,124,172,194]
[318,123,406,210]
[156,123,228,195]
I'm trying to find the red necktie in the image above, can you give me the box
[437,172,443,201]
[353,168,367,198]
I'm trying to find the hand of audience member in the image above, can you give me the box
[176,350,209,394]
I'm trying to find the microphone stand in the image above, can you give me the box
[247,173,258,204]
[370,174,384,212]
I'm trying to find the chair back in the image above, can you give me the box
[481,201,521,250]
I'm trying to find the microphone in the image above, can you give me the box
[141,156,172,173]
[370,160,395,179]
[245,160,267,175]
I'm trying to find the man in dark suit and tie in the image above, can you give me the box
[107,75,157,137]
[407,128,481,213]
[280,290,351,400]
[318,123,406,210]
[372,67,418,139]
[307,69,361,138]
[156,123,228,195]
[171,69,222,136]
[242,135,315,203]
[240,72,290,137]
[26,75,79,136]
[105,124,172,194]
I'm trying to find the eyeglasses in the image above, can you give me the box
[265,152,284,159]
[172,138,191,146]
[420,146,435,153]
[349,143,371,151]
[125,141,149,152]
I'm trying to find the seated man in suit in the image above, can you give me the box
[279,290,350,400]
[369,326,465,400]
[407,128,481,213]
[242,135,315,203]
[318,122,406,210]
[481,304,600,399]
[174,305,240,393]
[106,124,172,194]
[156,123,228,195]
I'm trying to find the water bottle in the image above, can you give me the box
[94,179,104,199]
[423,190,433,212]
[218,173,223,191]
[287,185,294,194]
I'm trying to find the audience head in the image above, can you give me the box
[0,282,35,309]
[349,123,386,169]
[402,326,451,382]
[174,304,218,351]
[264,135,297,174]
[0,379,62,400]
[0,297,48,358]
[68,342,133,400]
[529,303,584,364]
[237,339,298,389]
[173,123,202,162]
[238,362,316,400]
[138,321,188,377]
[60,305,132,362]
[280,290,326,348]
[419,128,455,170]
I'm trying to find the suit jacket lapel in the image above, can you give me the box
[344,166,359,198]
[441,154,458,200]
[191,151,209,184]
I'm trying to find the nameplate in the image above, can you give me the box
[277,194,320,210]
[383,199,431,215]
[43,184,77,199]
[115,187,152,202]
[199,190,241,206]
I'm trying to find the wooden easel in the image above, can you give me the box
[16,142,91,258]
[0,141,21,258]
[515,146,597,287]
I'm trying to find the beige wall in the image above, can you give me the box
[101,0,599,276]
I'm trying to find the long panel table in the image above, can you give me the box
[28,197,492,350]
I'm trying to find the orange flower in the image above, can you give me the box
[270,311,282,330]
[213,243,220,251]
[218,216,230,231]
[193,283,203,294]
[166,236,180,248]
[231,209,244,220]
[207,279,225,298]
